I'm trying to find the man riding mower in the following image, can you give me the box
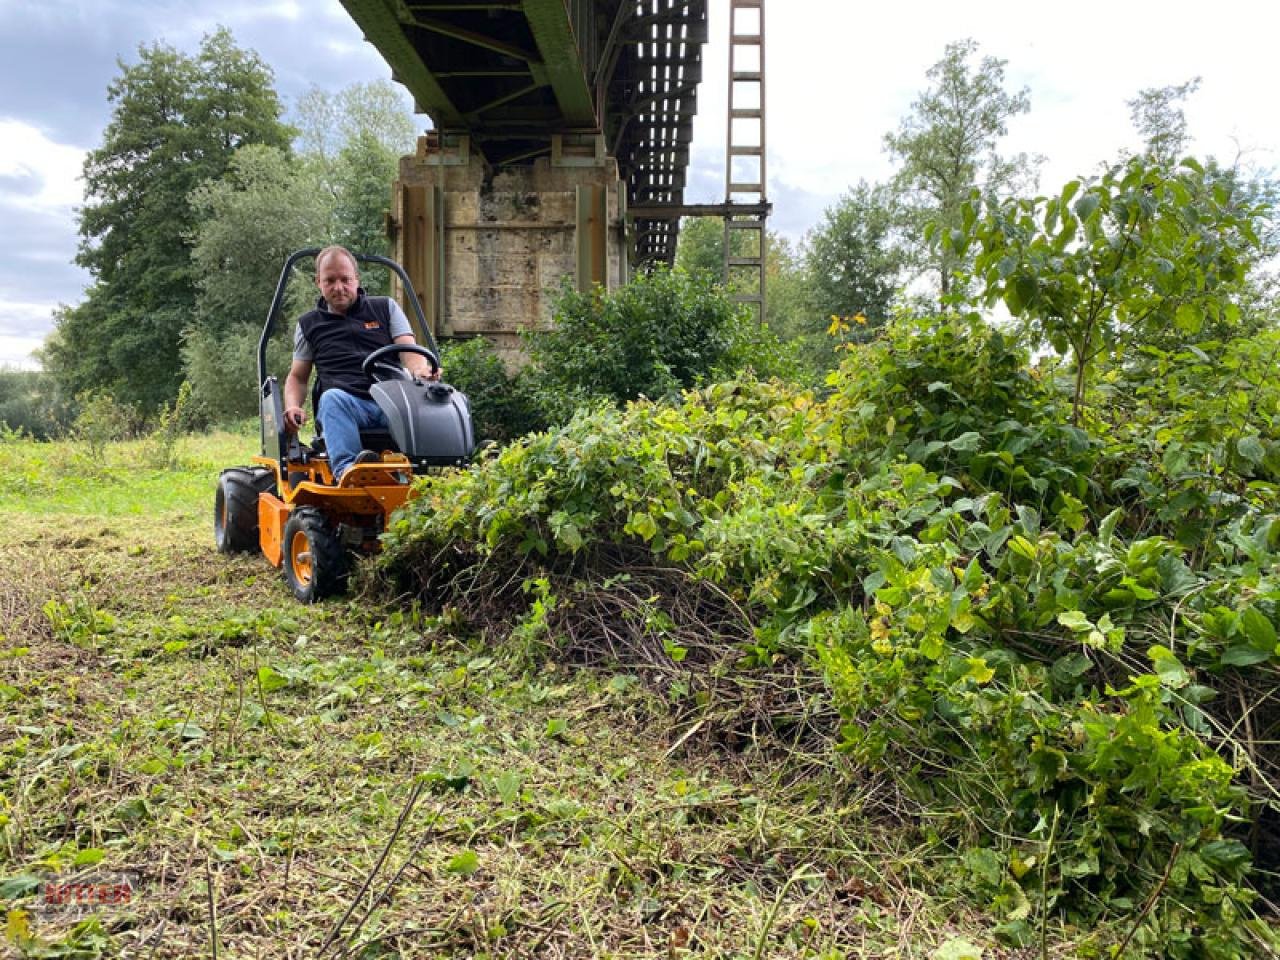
[213,247,474,602]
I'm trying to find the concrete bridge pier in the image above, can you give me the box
[390,132,627,363]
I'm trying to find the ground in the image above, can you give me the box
[1,430,1032,959]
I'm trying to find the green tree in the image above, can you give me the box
[292,80,418,289]
[184,145,332,420]
[674,216,751,284]
[886,38,1038,300]
[764,232,812,337]
[0,369,71,439]
[804,182,904,327]
[293,80,416,174]
[961,158,1263,423]
[46,28,291,411]
[1127,77,1201,167]
[333,131,401,277]
[189,145,332,335]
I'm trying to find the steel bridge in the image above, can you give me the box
[339,0,712,266]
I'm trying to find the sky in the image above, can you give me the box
[1,0,1278,368]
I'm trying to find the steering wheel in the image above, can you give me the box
[361,343,440,383]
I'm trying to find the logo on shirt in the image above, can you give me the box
[364,321,380,330]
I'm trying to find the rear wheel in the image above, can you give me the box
[215,467,275,553]
[282,507,348,603]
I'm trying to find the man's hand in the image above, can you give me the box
[284,406,306,432]
[412,367,442,384]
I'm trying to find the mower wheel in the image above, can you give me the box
[215,467,275,553]
[282,507,348,603]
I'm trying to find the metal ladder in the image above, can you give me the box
[723,0,767,319]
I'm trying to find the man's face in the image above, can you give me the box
[315,254,359,314]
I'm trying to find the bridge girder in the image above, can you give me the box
[340,0,706,265]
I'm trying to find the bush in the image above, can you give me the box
[377,315,1279,956]
[528,268,792,424]
[0,368,73,439]
[182,321,293,425]
[437,337,544,445]
[139,381,195,469]
[71,390,142,462]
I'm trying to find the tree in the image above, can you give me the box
[333,131,401,276]
[531,268,766,423]
[961,158,1263,423]
[1127,77,1201,167]
[293,80,417,173]
[886,39,1038,300]
[46,29,291,411]
[293,80,419,287]
[764,233,813,338]
[188,145,331,335]
[673,216,763,288]
[184,145,332,420]
[804,182,904,327]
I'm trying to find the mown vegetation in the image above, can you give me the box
[5,430,1022,959]
[378,309,1280,955]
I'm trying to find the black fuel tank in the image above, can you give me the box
[370,379,474,467]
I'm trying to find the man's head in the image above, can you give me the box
[315,245,360,315]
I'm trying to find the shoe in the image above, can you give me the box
[338,450,380,484]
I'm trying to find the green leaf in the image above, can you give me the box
[544,717,568,739]
[257,666,287,694]
[1220,645,1272,667]
[1097,508,1123,546]
[1198,839,1250,875]
[73,848,106,867]
[1240,606,1277,649]
[1008,536,1038,561]
[1014,275,1038,311]
[446,850,480,875]
[1074,192,1100,220]
[1057,610,1092,633]
[932,938,983,960]
[1051,652,1092,686]
[495,770,522,806]
[948,432,982,453]
[1148,645,1189,689]
[1174,303,1202,333]
[1237,436,1266,465]
[0,873,42,900]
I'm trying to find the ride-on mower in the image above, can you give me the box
[214,248,474,602]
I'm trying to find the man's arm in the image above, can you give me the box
[283,358,313,431]
[395,334,441,381]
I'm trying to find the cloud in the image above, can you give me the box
[0,297,62,369]
[0,119,85,213]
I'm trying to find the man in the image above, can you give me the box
[283,245,440,481]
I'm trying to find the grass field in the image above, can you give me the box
[2,432,1074,958]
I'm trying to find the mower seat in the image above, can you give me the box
[310,379,401,458]
[308,430,400,458]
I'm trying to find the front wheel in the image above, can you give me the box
[282,507,348,603]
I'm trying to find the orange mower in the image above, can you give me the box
[214,248,474,602]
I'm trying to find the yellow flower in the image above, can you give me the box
[854,312,868,325]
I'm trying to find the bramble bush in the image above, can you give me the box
[378,311,1279,956]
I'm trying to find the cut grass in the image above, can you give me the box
[2,434,1087,958]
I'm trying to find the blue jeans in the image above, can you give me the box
[317,389,387,479]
